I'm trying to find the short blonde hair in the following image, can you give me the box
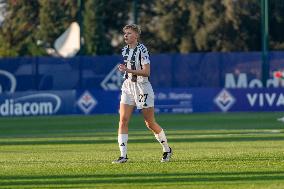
[123,24,141,35]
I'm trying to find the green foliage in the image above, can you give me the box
[37,0,77,49]
[0,35,18,56]
[269,0,284,50]
[83,0,112,55]
[140,0,262,53]
[0,0,40,57]
[0,0,284,57]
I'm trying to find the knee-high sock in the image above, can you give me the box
[154,129,170,152]
[118,134,128,158]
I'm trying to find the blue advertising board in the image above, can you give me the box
[76,90,120,114]
[0,90,76,117]
[0,88,283,117]
[75,88,284,116]
[216,88,284,112]
[1,51,284,93]
[155,88,284,113]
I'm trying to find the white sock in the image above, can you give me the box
[154,129,170,152]
[118,134,128,158]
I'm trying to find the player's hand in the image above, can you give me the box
[118,64,128,72]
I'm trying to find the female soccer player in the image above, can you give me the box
[112,24,172,163]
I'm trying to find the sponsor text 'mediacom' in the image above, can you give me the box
[0,93,61,116]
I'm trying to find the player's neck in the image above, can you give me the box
[128,42,138,49]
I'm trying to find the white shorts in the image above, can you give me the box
[120,79,155,109]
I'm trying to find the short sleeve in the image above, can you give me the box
[121,46,127,56]
[141,48,150,65]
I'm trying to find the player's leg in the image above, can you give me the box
[112,103,134,164]
[141,107,172,162]
[118,103,134,134]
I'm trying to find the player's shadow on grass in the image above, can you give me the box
[0,171,284,187]
[1,135,284,146]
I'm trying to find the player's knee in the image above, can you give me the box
[119,117,130,127]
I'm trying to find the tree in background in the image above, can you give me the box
[104,0,131,53]
[0,0,284,57]
[83,0,111,55]
[230,0,261,51]
[0,0,78,57]
[37,0,77,54]
[83,0,130,55]
[139,0,188,53]
[139,0,262,53]
[0,0,41,56]
[190,0,261,52]
[269,0,284,50]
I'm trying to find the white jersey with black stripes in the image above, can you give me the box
[122,43,150,83]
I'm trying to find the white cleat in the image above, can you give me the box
[161,147,172,163]
[277,117,284,122]
[112,156,128,164]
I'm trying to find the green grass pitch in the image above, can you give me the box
[0,112,284,188]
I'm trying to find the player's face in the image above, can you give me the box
[124,29,138,46]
